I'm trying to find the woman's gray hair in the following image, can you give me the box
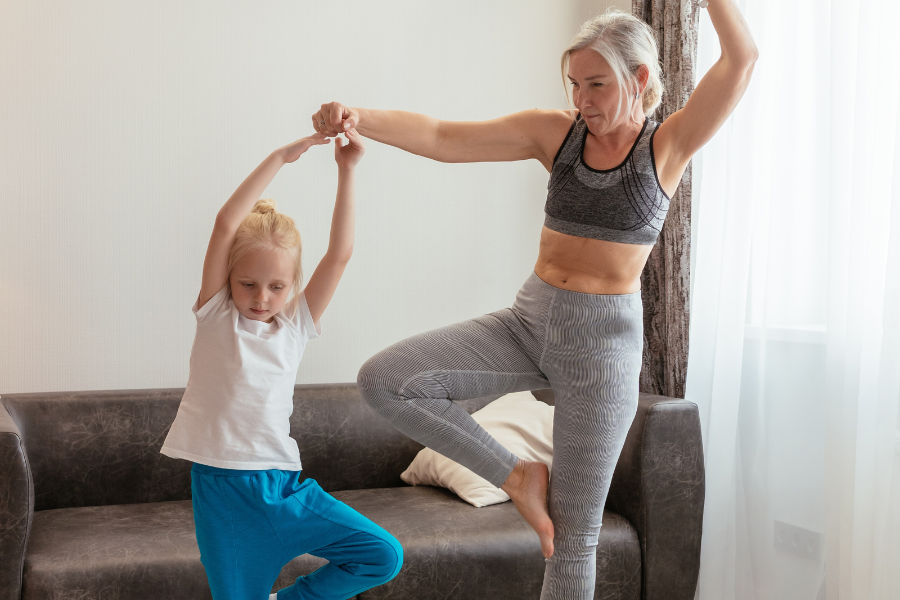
[561,8,664,122]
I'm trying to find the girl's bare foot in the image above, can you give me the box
[501,459,554,558]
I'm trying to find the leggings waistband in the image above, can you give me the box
[191,463,294,477]
[526,270,642,308]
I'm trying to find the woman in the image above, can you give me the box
[313,4,756,598]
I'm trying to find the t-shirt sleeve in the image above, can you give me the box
[192,284,231,322]
[290,290,322,342]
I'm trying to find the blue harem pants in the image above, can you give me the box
[190,463,403,600]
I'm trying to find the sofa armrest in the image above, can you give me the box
[605,394,705,600]
[0,400,33,600]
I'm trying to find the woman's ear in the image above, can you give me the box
[636,64,650,94]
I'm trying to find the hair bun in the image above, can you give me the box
[252,198,277,215]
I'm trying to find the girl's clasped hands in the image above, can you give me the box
[278,126,364,169]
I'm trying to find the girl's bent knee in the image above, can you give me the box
[374,536,403,583]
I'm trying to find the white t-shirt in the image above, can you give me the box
[160,283,321,470]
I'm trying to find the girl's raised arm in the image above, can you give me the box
[197,133,330,311]
[303,128,365,325]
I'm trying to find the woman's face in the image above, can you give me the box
[229,247,295,323]
[567,48,638,135]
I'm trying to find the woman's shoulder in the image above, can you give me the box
[518,109,579,171]
[529,108,578,133]
[496,108,575,139]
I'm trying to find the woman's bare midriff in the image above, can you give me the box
[533,226,653,295]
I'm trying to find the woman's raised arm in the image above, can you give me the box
[312,103,573,171]
[653,0,758,190]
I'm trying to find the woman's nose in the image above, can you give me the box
[573,92,585,109]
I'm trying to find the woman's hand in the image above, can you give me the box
[313,102,359,137]
[334,128,365,170]
[279,132,331,164]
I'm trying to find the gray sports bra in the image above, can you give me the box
[544,113,670,245]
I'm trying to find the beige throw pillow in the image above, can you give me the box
[400,391,554,507]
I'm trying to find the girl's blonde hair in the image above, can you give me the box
[227,198,303,318]
[561,8,664,122]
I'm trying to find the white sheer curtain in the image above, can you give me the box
[686,0,900,598]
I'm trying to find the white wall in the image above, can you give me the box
[579,0,633,19]
[0,0,628,394]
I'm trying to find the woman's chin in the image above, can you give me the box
[584,118,607,135]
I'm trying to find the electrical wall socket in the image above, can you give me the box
[774,520,822,560]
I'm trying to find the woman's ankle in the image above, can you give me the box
[500,458,526,494]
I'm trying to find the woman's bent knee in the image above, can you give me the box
[356,354,395,407]
[357,351,420,416]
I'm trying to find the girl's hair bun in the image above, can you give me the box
[252,198,277,215]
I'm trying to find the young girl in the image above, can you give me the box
[159,128,403,600]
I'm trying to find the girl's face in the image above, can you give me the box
[567,48,642,135]
[229,247,295,323]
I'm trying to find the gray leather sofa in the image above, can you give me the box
[0,383,704,600]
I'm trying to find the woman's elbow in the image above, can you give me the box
[745,44,760,67]
[736,40,760,70]
[724,47,759,83]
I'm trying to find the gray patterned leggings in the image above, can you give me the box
[357,269,643,600]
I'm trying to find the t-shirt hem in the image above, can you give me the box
[160,445,303,471]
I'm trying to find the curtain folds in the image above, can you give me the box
[633,0,700,399]
[686,0,900,598]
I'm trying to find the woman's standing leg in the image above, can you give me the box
[537,290,644,600]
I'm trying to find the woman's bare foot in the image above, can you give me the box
[501,459,554,558]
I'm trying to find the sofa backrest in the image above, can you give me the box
[288,384,497,493]
[0,384,504,511]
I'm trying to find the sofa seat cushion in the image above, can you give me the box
[22,499,334,600]
[344,486,641,600]
[23,485,640,600]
